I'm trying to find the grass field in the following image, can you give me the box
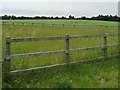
[2,20,118,26]
[2,20,119,88]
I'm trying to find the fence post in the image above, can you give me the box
[103,34,108,59]
[52,24,54,27]
[73,25,75,27]
[22,22,24,25]
[65,34,69,64]
[5,36,11,82]
[42,23,43,26]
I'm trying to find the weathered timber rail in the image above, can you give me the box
[4,34,120,82]
[10,34,119,42]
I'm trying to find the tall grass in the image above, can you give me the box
[3,58,118,88]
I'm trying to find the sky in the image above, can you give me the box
[0,0,120,2]
[0,0,119,17]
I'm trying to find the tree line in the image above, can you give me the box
[0,15,120,22]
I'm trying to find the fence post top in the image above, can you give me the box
[6,36,11,43]
[6,36,10,39]
[66,34,69,36]
[104,34,107,37]
[66,34,69,40]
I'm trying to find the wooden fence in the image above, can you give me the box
[4,34,120,82]
[2,21,118,28]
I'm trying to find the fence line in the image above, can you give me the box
[2,21,119,28]
[4,34,120,82]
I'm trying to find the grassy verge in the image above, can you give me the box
[2,57,118,88]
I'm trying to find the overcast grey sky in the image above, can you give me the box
[1,2,118,17]
[1,0,119,2]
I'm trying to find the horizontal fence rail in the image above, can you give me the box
[11,44,119,59]
[4,34,120,82]
[10,34,119,42]
[11,36,66,42]
[11,50,65,59]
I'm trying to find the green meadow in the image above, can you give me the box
[2,20,119,88]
